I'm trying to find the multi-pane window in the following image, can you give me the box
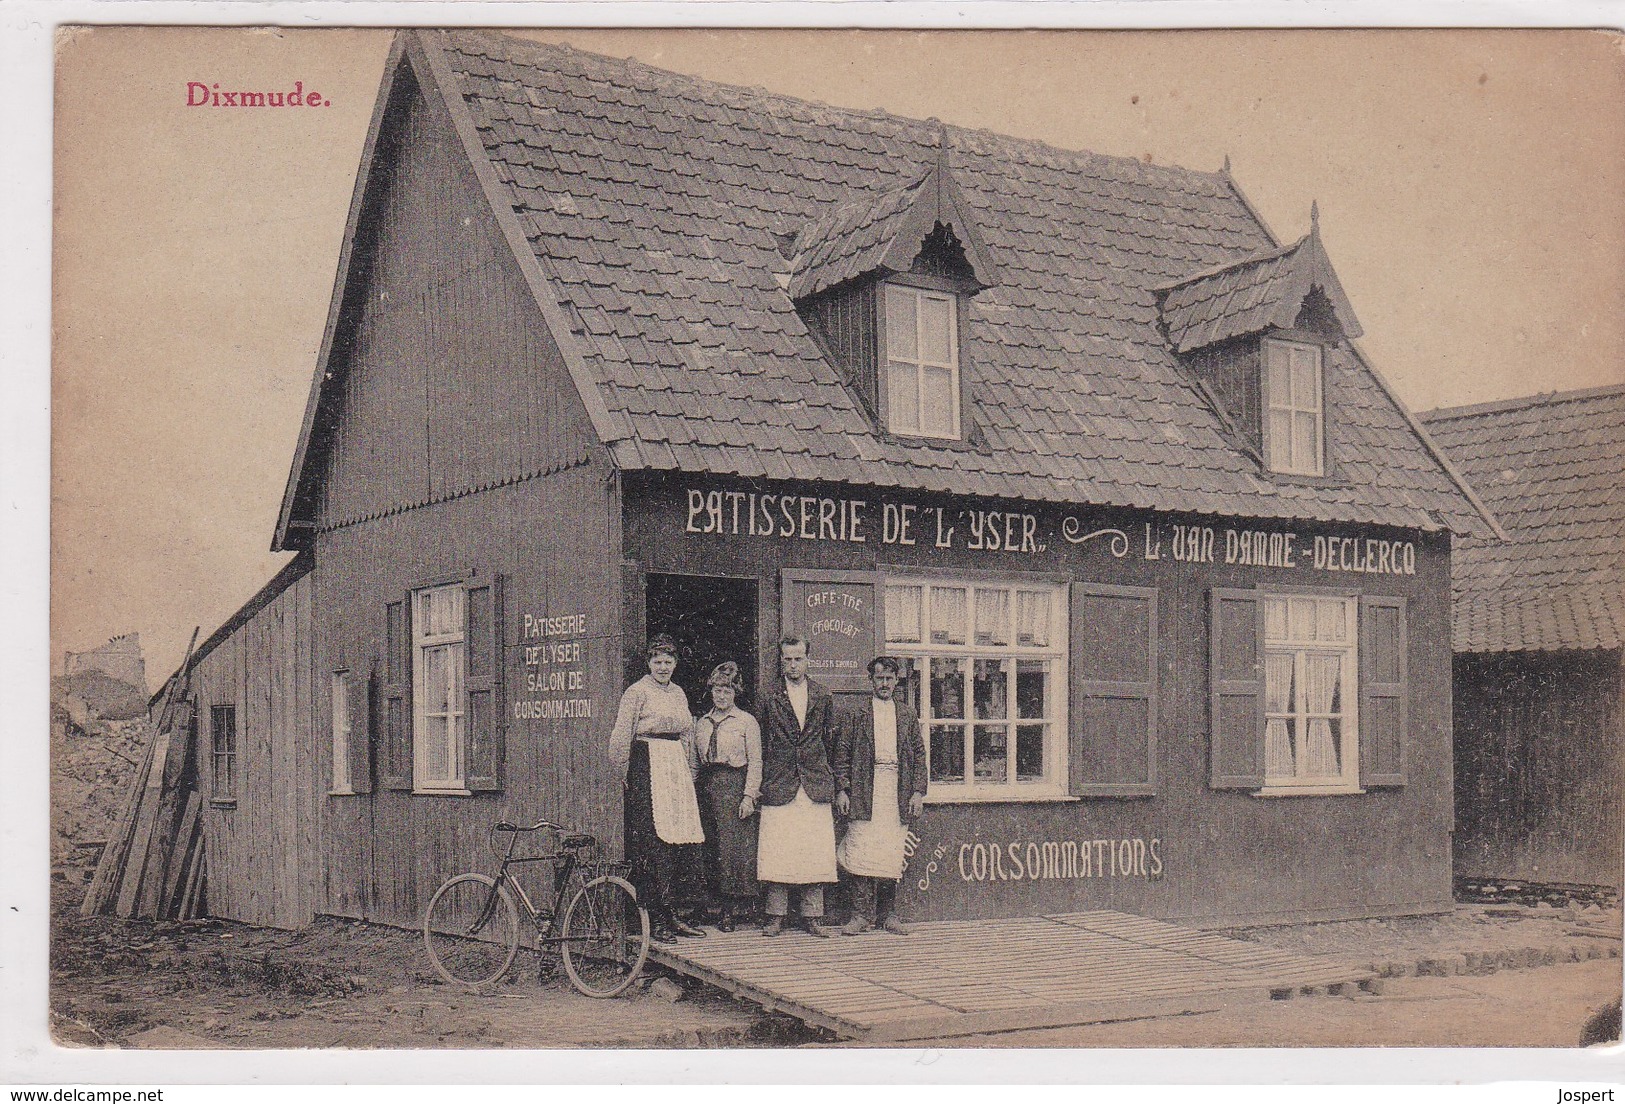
[1264,338,1324,475]
[412,584,466,791]
[884,577,1066,799]
[210,704,236,801]
[1262,594,1359,791]
[884,284,960,439]
[331,670,352,794]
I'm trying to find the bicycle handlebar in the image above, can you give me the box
[493,820,564,834]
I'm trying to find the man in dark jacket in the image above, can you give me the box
[834,656,928,935]
[755,636,839,937]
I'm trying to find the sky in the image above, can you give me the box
[49,25,1625,683]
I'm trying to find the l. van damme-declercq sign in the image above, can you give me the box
[682,487,1417,576]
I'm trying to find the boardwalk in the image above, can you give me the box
[649,910,1377,1042]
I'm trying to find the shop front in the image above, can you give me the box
[593,473,1453,927]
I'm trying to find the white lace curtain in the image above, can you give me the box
[1264,653,1295,778]
[1303,654,1341,776]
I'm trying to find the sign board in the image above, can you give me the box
[779,570,876,694]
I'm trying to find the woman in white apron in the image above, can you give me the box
[608,634,707,942]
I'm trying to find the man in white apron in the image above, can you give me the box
[755,636,839,937]
[835,656,928,935]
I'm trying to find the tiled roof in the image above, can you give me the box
[1420,385,1625,652]
[1157,225,1362,353]
[789,172,925,300]
[379,31,1495,535]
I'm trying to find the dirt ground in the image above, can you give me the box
[49,876,1621,1051]
[953,960,1621,1048]
[49,878,795,1049]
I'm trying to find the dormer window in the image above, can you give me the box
[884,283,960,439]
[785,153,997,446]
[1156,213,1360,481]
[1264,338,1324,475]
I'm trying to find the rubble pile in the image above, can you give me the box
[51,676,152,876]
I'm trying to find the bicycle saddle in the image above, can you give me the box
[561,833,596,850]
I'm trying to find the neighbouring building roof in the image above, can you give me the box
[275,29,1498,549]
[1156,217,1362,354]
[1420,384,1625,652]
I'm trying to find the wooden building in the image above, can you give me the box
[186,29,1499,931]
[1420,387,1624,892]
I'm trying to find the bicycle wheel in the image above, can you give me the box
[422,873,522,989]
[559,875,650,998]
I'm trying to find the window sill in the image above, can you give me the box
[209,797,237,809]
[1253,785,1365,798]
[925,790,1077,806]
[877,428,988,455]
[413,787,473,797]
[327,788,356,797]
[1258,470,1352,490]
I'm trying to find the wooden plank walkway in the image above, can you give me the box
[648,910,1376,1042]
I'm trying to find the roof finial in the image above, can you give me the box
[1310,199,1320,232]
[1221,153,1231,175]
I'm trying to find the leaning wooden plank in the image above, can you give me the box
[161,790,203,917]
[81,727,158,916]
[136,704,197,917]
[177,835,199,921]
[191,837,208,919]
[91,629,199,917]
[115,725,173,917]
[178,830,204,920]
[125,633,201,917]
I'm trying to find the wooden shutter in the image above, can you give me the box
[380,597,412,791]
[1069,584,1158,797]
[1209,587,1265,790]
[464,574,506,792]
[347,668,374,794]
[1359,594,1408,787]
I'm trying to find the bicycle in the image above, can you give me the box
[421,820,651,998]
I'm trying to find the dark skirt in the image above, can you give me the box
[698,765,760,903]
[623,740,703,913]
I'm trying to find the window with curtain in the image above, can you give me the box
[412,583,467,791]
[883,576,1067,800]
[1264,338,1325,476]
[1261,593,1359,791]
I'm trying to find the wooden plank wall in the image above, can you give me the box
[316,65,593,534]
[305,59,619,929]
[1453,648,1623,889]
[190,570,318,929]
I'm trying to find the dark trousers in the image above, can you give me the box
[848,875,899,922]
[624,741,703,916]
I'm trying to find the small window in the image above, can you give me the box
[1261,594,1358,792]
[1264,338,1324,475]
[210,704,237,801]
[331,670,352,794]
[885,576,1067,800]
[412,583,466,791]
[884,284,961,439]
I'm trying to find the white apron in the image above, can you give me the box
[644,737,705,845]
[837,704,908,879]
[757,787,837,884]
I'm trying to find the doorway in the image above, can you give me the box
[645,574,760,713]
